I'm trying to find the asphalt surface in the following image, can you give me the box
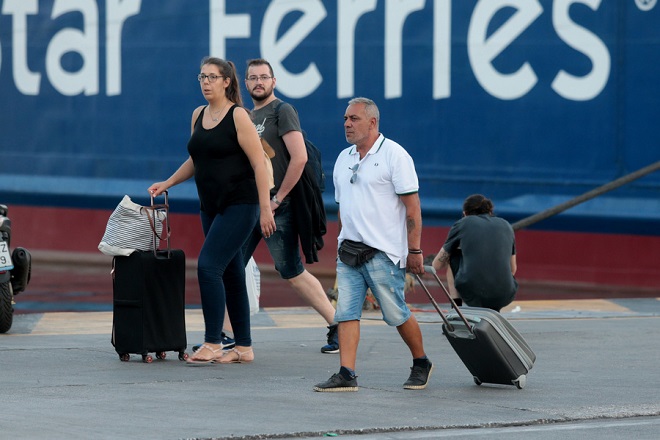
[2,295,660,440]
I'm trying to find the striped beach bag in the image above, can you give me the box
[98,195,167,256]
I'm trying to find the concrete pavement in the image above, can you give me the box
[1,298,659,439]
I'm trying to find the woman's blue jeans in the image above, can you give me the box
[199,204,259,346]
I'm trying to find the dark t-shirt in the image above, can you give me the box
[443,214,518,306]
[251,99,302,198]
[187,106,258,214]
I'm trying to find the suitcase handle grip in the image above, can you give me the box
[147,190,171,258]
[413,266,474,334]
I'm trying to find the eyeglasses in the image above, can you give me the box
[246,75,273,82]
[197,74,224,83]
[349,163,359,184]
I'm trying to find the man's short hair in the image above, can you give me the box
[348,97,380,128]
[245,58,274,78]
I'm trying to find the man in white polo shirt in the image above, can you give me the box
[314,97,433,392]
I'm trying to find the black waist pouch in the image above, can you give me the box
[338,240,379,267]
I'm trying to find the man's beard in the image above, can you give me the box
[250,87,273,103]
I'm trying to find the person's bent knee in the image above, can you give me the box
[197,262,222,283]
[383,308,411,327]
[281,266,305,281]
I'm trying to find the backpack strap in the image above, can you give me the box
[272,99,325,192]
[273,100,285,115]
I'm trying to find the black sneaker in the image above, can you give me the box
[320,324,339,354]
[313,373,358,392]
[192,333,235,352]
[403,361,434,390]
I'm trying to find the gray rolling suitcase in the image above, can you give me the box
[415,266,535,389]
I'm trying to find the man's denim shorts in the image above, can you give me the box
[334,252,411,326]
[243,200,304,280]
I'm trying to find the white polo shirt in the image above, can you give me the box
[333,134,419,268]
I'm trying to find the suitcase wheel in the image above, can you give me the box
[118,353,130,362]
[178,351,189,361]
[513,375,526,390]
[156,352,167,360]
[142,354,153,363]
[473,376,482,386]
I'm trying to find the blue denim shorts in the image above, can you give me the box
[334,252,411,326]
[242,199,304,280]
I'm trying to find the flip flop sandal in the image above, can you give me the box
[186,344,225,365]
[216,348,254,364]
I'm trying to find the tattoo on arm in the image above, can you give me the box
[438,250,450,264]
[406,217,416,233]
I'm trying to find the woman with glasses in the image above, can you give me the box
[148,57,275,364]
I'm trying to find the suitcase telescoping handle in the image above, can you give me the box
[147,190,171,258]
[414,266,474,335]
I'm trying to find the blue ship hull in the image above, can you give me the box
[1,1,658,288]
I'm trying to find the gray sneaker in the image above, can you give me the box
[403,361,434,390]
[313,373,358,392]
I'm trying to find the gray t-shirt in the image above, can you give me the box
[251,99,302,197]
[442,214,517,305]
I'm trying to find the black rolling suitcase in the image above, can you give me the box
[111,193,188,363]
[415,266,535,389]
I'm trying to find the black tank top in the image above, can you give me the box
[187,105,258,214]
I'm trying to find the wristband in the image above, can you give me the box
[408,249,423,254]
[271,195,281,205]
